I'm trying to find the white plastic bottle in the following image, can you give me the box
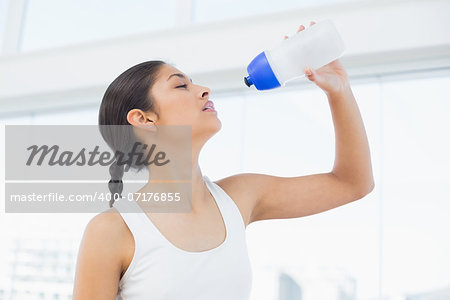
[244,19,345,90]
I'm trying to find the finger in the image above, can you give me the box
[304,67,315,80]
[310,21,316,26]
[283,35,288,40]
[304,68,312,76]
[297,24,305,32]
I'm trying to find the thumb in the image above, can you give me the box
[304,67,315,81]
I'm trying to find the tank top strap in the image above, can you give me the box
[114,197,166,242]
[113,197,147,233]
[203,175,246,237]
[113,197,163,252]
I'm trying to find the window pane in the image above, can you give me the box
[0,0,9,52]
[21,0,177,52]
[241,83,382,300]
[381,76,450,298]
[193,0,353,24]
[200,94,246,178]
[0,111,97,299]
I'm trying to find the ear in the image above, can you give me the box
[127,109,157,132]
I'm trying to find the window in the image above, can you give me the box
[0,0,10,51]
[20,0,177,52]
[1,71,449,299]
[192,0,358,24]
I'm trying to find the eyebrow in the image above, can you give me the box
[167,73,193,83]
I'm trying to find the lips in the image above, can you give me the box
[202,100,215,111]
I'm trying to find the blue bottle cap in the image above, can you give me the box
[244,51,281,90]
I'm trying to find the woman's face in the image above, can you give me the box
[150,64,222,140]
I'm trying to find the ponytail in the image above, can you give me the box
[98,60,166,208]
[108,160,124,208]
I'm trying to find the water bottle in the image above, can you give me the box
[244,19,345,90]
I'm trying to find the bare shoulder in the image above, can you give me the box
[214,173,266,228]
[86,207,135,278]
[72,207,134,299]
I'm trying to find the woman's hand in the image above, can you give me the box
[284,21,350,97]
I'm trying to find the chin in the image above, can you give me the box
[211,118,222,135]
[213,117,222,132]
[194,118,222,140]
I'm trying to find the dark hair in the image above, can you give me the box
[98,60,167,208]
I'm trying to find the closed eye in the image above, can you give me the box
[176,84,188,88]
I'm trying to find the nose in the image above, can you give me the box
[200,86,210,99]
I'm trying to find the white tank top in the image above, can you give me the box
[113,175,253,300]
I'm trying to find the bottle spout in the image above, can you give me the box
[244,51,281,90]
[244,75,253,87]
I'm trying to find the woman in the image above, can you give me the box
[72,21,374,299]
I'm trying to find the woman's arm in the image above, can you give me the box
[218,83,374,224]
[325,80,375,190]
[248,79,374,223]
[72,210,130,299]
[216,22,374,226]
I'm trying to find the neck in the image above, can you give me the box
[138,147,209,214]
